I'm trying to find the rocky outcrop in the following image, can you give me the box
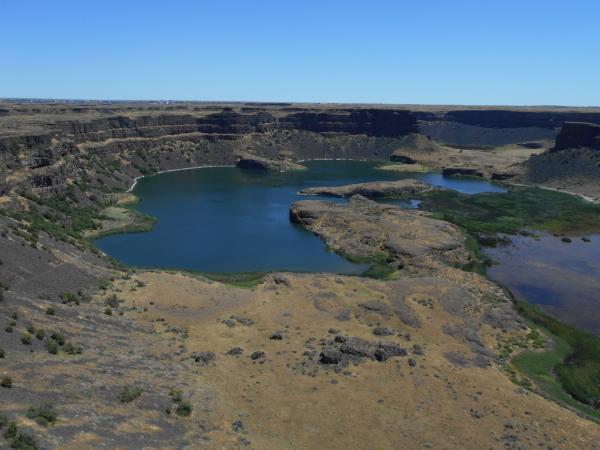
[290,195,470,269]
[521,122,600,185]
[299,179,433,198]
[442,167,487,178]
[235,153,305,172]
[442,165,517,180]
[551,122,600,152]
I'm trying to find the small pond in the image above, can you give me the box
[485,233,600,335]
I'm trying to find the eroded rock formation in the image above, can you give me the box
[299,179,432,198]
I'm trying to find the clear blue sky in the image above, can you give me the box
[1,0,599,105]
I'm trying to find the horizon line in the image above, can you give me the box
[1,97,599,110]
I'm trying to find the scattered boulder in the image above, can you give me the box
[374,343,407,361]
[272,274,290,286]
[339,337,374,358]
[223,315,255,327]
[250,351,265,361]
[359,301,391,318]
[320,349,343,365]
[318,336,408,365]
[270,331,285,340]
[191,351,216,365]
[372,326,395,336]
[335,310,352,321]
[226,347,244,356]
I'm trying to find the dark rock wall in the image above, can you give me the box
[551,122,600,152]
[441,110,600,129]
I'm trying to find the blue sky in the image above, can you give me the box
[1,0,599,105]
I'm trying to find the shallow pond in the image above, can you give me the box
[95,160,504,273]
[485,234,600,335]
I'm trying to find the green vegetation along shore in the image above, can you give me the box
[417,184,600,418]
[419,185,600,237]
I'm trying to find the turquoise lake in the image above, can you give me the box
[95,160,505,273]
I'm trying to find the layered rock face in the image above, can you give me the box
[522,122,600,184]
[0,104,420,200]
[0,108,418,151]
[551,121,600,152]
[2,101,600,204]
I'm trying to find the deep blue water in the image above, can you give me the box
[95,160,505,273]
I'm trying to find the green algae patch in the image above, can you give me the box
[419,185,600,236]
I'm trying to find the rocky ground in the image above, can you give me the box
[291,195,469,271]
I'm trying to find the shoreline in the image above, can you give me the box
[126,164,236,193]
[125,158,385,193]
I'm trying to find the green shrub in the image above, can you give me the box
[21,332,32,345]
[168,387,192,417]
[45,306,55,316]
[8,430,38,450]
[118,385,143,403]
[26,402,57,426]
[59,292,79,305]
[168,388,183,403]
[26,325,35,334]
[0,414,7,428]
[3,422,17,440]
[5,325,13,333]
[35,329,45,340]
[63,341,82,355]
[104,307,112,316]
[50,332,65,346]
[4,421,39,450]
[175,401,192,417]
[45,339,58,355]
[0,375,12,388]
[0,347,4,358]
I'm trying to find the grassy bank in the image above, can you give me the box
[87,206,156,239]
[511,299,600,420]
